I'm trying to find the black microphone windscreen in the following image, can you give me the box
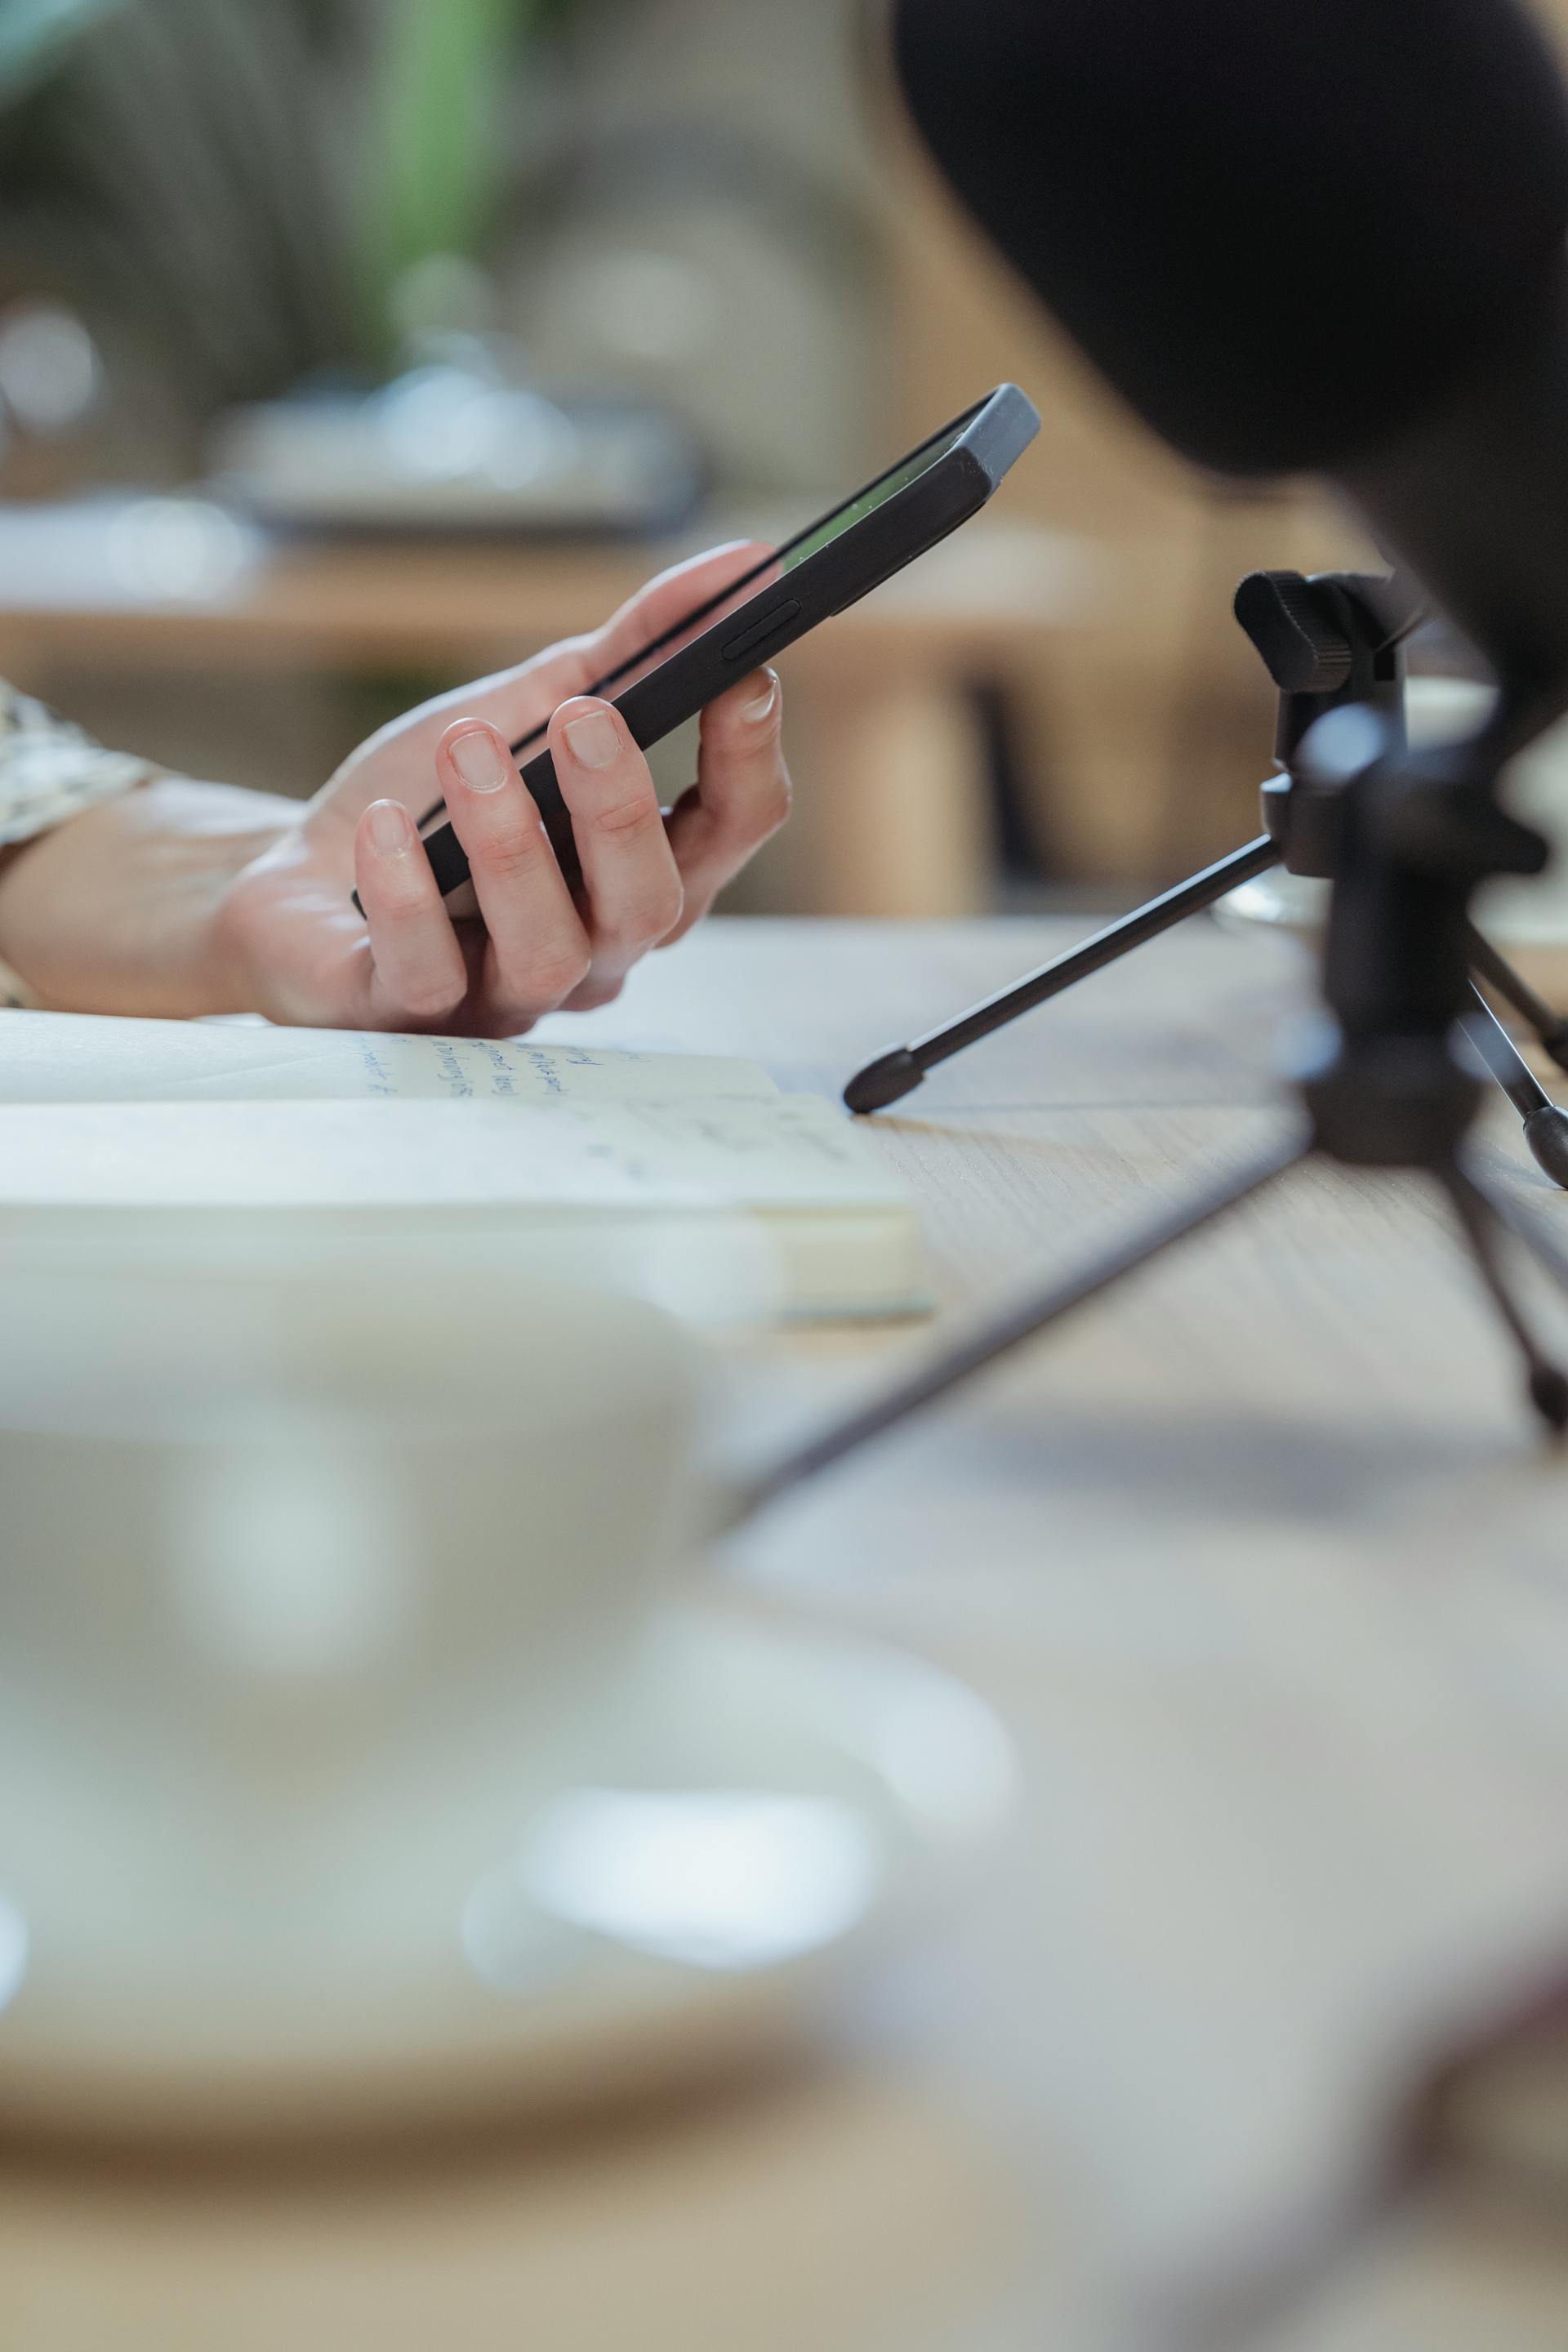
[894,0,1568,475]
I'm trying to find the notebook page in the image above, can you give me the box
[0,1012,777,1107]
[0,1094,908,1211]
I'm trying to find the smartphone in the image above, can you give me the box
[390,383,1040,915]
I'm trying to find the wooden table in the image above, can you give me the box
[0,502,1090,920]
[6,915,1568,2350]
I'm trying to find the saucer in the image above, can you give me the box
[0,1607,1014,2145]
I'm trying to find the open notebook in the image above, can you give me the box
[0,1012,928,1321]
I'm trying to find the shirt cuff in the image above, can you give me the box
[0,683,154,849]
[0,684,162,1009]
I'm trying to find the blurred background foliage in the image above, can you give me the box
[0,0,875,488]
[361,0,595,361]
[2,0,348,449]
[0,0,599,439]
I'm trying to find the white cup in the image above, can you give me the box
[0,1254,703,2022]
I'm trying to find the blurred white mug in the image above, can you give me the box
[0,1256,702,2024]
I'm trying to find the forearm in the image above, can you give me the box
[0,776,296,1018]
[0,679,297,1017]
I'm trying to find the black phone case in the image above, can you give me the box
[399,384,1040,908]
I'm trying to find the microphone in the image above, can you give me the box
[748,6,1568,1522]
[894,0,1568,706]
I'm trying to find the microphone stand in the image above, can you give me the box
[734,612,1568,1526]
[844,572,1568,1191]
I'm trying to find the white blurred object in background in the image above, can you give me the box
[0,301,102,438]
[209,363,704,535]
[0,493,263,608]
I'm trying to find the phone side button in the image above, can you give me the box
[721,598,801,662]
[421,824,473,898]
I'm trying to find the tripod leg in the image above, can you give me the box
[1434,1159,1568,1434]
[844,835,1283,1113]
[730,1128,1307,1526]
[1460,1153,1568,1294]
[1463,988,1568,1190]
[1468,924,1568,1071]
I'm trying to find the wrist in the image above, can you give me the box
[0,777,298,1018]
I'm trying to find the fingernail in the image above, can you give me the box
[742,672,779,724]
[563,709,621,769]
[450,725,512,792]
[366,799,411,854]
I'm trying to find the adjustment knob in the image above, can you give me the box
[1234,571,1356,693]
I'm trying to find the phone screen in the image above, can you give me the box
[416,402,981,836]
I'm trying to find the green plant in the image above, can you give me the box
[361,0,547,359]
[0,0,601,447]
[0,0,129,105]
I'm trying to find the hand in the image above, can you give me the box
[0,545,791,1031]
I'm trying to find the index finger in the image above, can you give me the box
[430,541,779,765]
[389,541,779,834]
[404,541,782,831]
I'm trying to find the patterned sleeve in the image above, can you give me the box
[0,679,153,849]
[0,681,155,1006]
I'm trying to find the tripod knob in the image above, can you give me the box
[1234,572,1356,693]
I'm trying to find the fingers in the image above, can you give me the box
[335,543,777,809]
[452,541,772,761]
[352,798,470,1025]
[434,719,593,1019]
[548,700,684,1002]
[661,668,791,939]
[354,703,694,1034]
[342,545,790,1031]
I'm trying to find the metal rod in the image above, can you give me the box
[1463,1153,1568,1294]
[1463,987,1550,1118]
[1468,925,1568,1067]
[918,834,1282,1065]
[844,834,1283,1112]
[1461,991,1568,1188]
[1435,1160,1568,1433]
[730,1129,1307,1526]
